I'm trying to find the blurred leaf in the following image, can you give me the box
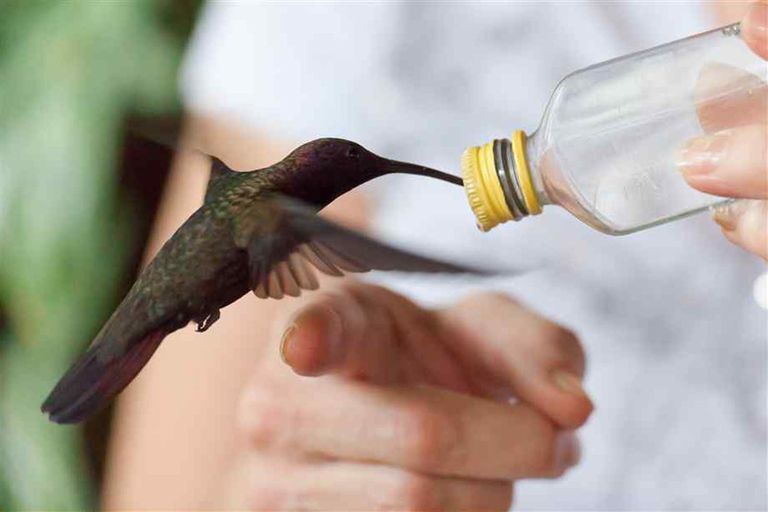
[0,0,202,509]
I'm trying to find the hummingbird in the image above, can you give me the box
[41,138,485,424]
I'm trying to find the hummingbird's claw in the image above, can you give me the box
[196,309,221,333]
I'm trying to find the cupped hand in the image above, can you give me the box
[679,0,768,259]
[223,282,593,510]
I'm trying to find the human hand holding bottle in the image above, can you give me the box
[679,0,768,260]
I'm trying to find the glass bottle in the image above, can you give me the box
[462,23,766,235]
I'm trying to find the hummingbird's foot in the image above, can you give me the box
[196,309,220,333]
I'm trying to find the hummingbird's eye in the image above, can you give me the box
[346,147,361,160]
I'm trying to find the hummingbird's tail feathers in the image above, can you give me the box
[41,327,168,424]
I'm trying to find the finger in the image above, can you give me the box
[712,200,768,260]
[677,124,768,199]
[277,284,396,381]
[237,456,513,511]
[279,282,474,391]
[277,284,594,429]
[743,0,768,61]
[438,294,594,429]
[694,62,767,134]
[239,381,581,481]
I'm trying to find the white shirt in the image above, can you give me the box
[182,2,767,509]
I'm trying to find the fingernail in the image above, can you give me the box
[676,132,731,176]
[280,305,343,374]
[552,370,589,399]
[745,1,768,42]
[279,324,296,365]
[554,431,581,469]
[712,201,746,232]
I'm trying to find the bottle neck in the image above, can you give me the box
[499,131,546,216]
[524,130,552,206]
[461,130,545,231]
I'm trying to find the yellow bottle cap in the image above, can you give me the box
[461,142,511,231]
[461,130,541,231]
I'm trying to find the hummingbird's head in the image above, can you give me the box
[284,138,462,207]
[290,138,380,177]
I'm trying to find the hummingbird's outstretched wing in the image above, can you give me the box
[237,195,492,300]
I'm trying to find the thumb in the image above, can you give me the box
[677,124,767,199]
[743,0,768,61]
[277,283,435,383]
[278,300,348,377]
[712,200,768,260]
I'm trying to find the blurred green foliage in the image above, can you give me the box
[0,1,201,509]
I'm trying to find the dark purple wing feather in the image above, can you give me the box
[243,196,493,299]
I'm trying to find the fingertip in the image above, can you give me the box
[714,200,768,260]
[712,202,740,232]
[679,173,730,198]
[677,126,767,199]
[675,132,729,187]
[553,430,582,471]
[280,304,343,376]
[743,1,768,61]
[545,370,595,429]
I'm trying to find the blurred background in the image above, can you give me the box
[0,2,202,509]
[1,1,765,510]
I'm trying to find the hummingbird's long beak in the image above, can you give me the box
[382,159,464,186]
